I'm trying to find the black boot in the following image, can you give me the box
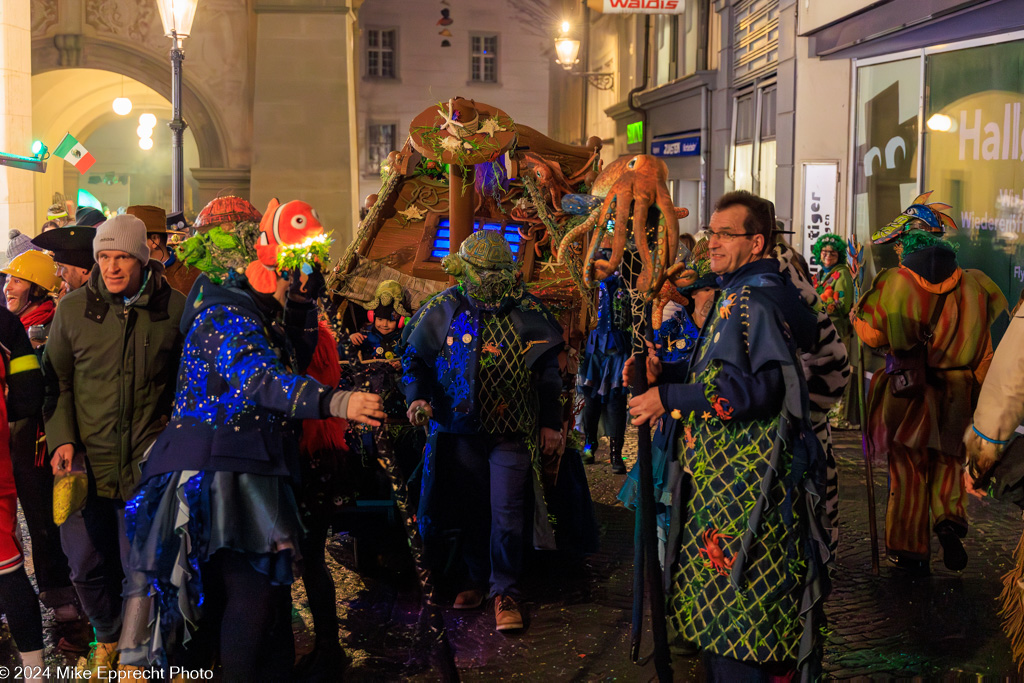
[610,438,626,474]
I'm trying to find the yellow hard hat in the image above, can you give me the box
[1,250,61,292]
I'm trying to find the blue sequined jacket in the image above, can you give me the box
[401,286,564,434]
[141,275,335,481]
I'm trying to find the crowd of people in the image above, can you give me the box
[0,182,1018,681]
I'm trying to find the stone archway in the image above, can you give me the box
[32,35,229,171]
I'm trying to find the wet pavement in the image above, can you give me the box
[6,427,1023,681]
[302,428,1024,681]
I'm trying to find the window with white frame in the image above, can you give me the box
[732,92,755,193]
[653,15,678,86]
[366,29,396,79]
[367,123,396,174]
[731,84,777,202]
[470,35,498,83]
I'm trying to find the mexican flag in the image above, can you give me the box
[53,133,96,173]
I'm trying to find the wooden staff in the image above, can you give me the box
[629,299,673,682]
[847,237,880,574]
[373,424,460,681]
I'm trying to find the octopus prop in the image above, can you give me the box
[522,153,577,211]
[556,155,685,296]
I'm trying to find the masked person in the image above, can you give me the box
[853,193,1005,574]
[402,230,564,633]
[117,202,385,680]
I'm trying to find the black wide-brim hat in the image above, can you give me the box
[31,225,97,271]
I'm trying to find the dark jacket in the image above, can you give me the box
[402,286,564,434]
[43,262,186,500]
[0,307,44,422]
[140,275,334,482]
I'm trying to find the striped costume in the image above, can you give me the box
[854,251,1005,561]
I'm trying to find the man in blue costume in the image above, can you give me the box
[629,192,832,680]
[402,230,564,633]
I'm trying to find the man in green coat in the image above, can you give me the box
[43,214,185,673]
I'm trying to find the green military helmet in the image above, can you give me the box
[458,229,515,271]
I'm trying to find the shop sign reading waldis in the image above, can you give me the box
[600,0,685,13]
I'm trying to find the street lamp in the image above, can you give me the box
[155,0,198,214]
[554,26,613,91]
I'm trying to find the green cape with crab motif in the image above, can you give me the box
[664,277,832,677]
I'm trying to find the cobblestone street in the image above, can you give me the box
[311,428,1024,681]
[9,427,1022,681]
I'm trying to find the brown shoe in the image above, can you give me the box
[453,588,485,610]
[494,594,524,631]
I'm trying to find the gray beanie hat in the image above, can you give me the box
[7,229,39,261]
[93,214,151,265]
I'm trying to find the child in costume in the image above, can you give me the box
[342,279,426,509]
[578,255,631,473]
[811,233,857,428]
[402,230,564,633]
[854,193,1005,574]
[618,245,716,565]
[346,280,413,422]
[118,202,386,678]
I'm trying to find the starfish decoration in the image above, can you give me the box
[539,259,558,274]
[440,135,470,154]
[701,411,713,420]
[397,205,426,222]
[478,117,507,137]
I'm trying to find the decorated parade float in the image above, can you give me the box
[325,96,690,681]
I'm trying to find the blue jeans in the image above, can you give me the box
[443,434,532,598]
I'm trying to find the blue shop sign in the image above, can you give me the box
[650,135,700,157]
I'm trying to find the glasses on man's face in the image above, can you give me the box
[705,227,756,242]
[820,249,838,256]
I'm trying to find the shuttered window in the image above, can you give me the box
[733,0,778,86]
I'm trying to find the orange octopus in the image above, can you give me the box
[557,154,688,297]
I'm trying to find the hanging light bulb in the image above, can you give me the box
[139,113,157,129]
[139,136,153,150]
[137,124,153,138]
[112,75,132,115]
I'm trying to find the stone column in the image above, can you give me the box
[0,0,34,245]
[190,167,253,211]
[249,0,361,256]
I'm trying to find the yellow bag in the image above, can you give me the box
[53,456,88,526]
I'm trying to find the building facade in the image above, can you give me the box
[551,0,1024,321]
[5,0,365,249]
[354,0,553,210]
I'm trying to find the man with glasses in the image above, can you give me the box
[628,191,831,680]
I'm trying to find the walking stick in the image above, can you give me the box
[857,340,880,574]
[630,300,673,682]
[373,422,460,682]
[847,237,880,574]
[630,497,644,661]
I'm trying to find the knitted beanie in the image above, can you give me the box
[7,230,39,261]
[93,214,151,265]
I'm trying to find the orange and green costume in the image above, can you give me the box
[853,249,1005,560]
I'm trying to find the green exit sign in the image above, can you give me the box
[627,121,644,145]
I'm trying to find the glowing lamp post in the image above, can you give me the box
[155,0,198,213]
